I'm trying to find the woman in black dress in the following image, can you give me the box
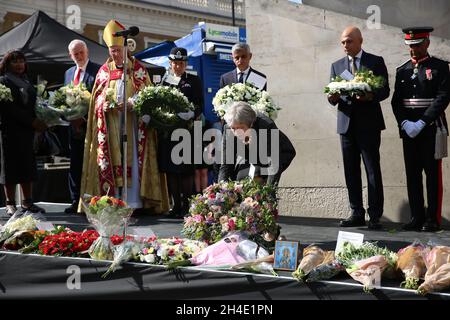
[0,50,47,215]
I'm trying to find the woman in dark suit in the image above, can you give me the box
[0,50,47,215]
[159,47,203,218]
[218,101,296,185]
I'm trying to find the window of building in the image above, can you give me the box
[98,29,104,45]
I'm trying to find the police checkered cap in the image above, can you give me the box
[169,47,188,61]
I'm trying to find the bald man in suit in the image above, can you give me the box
[328,26,390,230]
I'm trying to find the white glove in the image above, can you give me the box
[411,120,426,137]
[402,120,425,138]
[177,110,195,121]
[401,120,414,137]
[141,114,151,124]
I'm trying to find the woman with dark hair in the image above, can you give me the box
[0,50,47,215]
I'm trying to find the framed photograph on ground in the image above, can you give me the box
[273,240,299,271]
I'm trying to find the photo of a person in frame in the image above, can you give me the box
[274,241,298,271]
[280,247,292,269]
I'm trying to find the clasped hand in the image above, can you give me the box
[117,97,135,112]
[177,110,194,121]
[355,92,374,102]
[402,120,426,138]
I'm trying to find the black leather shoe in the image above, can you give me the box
[339,216,365,227]
[64,202,78,214]
[402,219,423,231]
[421,221,441,232]
[368,220,382,230]
[167,206,184,219]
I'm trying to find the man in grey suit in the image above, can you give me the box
[327,26,390,230]
[219,43,267,90]
[63,39,100,213]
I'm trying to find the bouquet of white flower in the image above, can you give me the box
[133,85,195,131]
[0,83,13,102]
[34,80,68,127]
[0,213,40,245]
[213,83,280,120]
[48,83,91,120]
[324,69,385,97]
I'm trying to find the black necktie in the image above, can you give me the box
[238,72,245,83]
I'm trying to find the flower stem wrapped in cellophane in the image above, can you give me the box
[0,211,43,245]
[336,241,398,292]
[102,238,145,278]
[82,195,133,261]
[168,232,274,274]
[396,242,426,289]
[35,97,68,127]
[305,251,345,282]
[292,245,325,281]
[417,246,450,295]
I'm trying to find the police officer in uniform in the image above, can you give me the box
[392,27,450,232]
[159,47,203,218]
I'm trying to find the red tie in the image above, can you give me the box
[73,68,81,85]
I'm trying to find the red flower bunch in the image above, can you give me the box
[39,230,99,257]
[110,235,135,245]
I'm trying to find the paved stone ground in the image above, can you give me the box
[2,202,449,252]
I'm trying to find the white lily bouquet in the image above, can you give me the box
[0,83,13,102]
[34,80,68,127]
[213,83,280,120]
[133,85,195,131]
[48,83,91,120]
[324,69,385,97]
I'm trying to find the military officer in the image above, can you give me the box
[392,27,450,232]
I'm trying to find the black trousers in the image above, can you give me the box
[340,129,384,220]
[68,127,85,203]
[402,126,439,223]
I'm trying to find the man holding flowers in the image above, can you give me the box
[63,39,100,214]
[327,26,390,230]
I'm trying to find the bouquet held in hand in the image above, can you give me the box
[0,83,13,102]
[213,83,280,120]
[324,68,385,97]
[48,83,91,120]
[133,85,195,130]
[34,80,68,126]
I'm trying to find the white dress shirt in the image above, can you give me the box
[74,59,89,83]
